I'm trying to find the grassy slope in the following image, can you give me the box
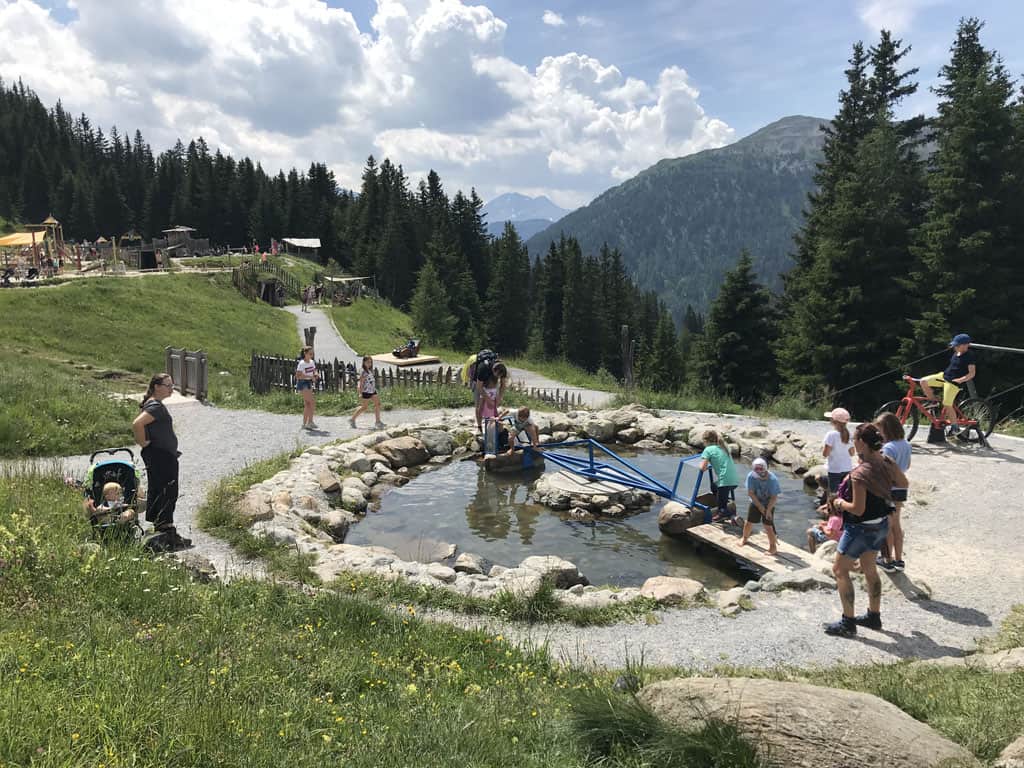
[3,472,1021,767]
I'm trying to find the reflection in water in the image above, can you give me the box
[348,451,817,588]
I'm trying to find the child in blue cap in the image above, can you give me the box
[919,333,976,430]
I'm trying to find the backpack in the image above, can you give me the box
[473,349,497,382]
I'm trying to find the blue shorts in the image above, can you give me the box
[810,528,830,544]
[297,380,312,391]
[837,519,890,560]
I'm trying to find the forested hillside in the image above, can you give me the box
[526,115,826,320]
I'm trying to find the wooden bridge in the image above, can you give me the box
[686,524,814,575]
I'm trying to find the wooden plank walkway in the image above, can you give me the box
[686,524,815,575]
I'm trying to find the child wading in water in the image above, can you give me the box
[743,457,780,554]
[700,430,739,525]
[876,411,911,572]
[295,346,320,430]
[822,407,854,491]
[350,356,385,430]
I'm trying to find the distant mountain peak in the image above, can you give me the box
[482,193,571,223]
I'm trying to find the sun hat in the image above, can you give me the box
[949,333,972,346]
[824,407,851,423]
[752,457,769,472]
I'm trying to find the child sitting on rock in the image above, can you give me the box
[500,407,541,454]
[807,496,842,554]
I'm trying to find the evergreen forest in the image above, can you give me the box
[2,17,1023,416]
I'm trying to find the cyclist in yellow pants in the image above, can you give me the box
[919,333,976,430]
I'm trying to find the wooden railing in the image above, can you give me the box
[231,261,303,302]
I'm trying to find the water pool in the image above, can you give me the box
[348,451,819,588]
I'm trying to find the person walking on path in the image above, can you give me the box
[301,285,310,312]
[876,411,912,573]
[350,355,384,430]
[132,374,190,550]
[825,422,908,638]
[700,430,739,525]
[742,457,780,554]
[822,407,854,492]
[295,346,320,430]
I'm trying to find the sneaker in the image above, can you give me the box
[853,611,882,630]
[374,421,386,430]
[307,421,320,430]
[824,618,857,638]
[892,559,905,572]
[947,424,961,436]
[349,418,357,428]
[876,556,897,573]
[483,453,497,460]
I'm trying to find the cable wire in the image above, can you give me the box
[829,348,948,398]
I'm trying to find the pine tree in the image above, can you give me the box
[539,240,564,358]
[410,259,456,347]
[692,251,778,404]
[484,222,530,353]
[638,310,682,391]
[906,18,1024,396]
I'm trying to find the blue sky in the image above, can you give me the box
[3,0,1022,207]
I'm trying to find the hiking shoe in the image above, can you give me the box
[892,559,905,572]
[876,556,897,573]
[374,421,386,430]
[307,421,320,430]
[853,611,882,630]
[824,618,857,638]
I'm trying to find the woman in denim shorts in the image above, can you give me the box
[824,423,908,638]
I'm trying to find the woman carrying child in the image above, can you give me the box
[875,411,911,573]
[350,355,385,430]
[700,430,739,525]
[822,407,855,491]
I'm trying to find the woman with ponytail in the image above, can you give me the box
[822,408,854,492]
[132,374,190,550]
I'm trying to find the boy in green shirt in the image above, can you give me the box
[700,430,739,525]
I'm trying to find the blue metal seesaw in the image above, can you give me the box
[512,436,722,521]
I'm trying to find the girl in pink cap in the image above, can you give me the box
[822,407,854,492]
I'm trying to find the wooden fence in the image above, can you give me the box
[248,352,583,410]
[165,346,208,401]
[231,261,303,302]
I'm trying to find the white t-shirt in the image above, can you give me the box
[823,429,853,473]
[295,360,318,380]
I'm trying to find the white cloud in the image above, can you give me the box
[541,9,565,27]
[576,14,602,28]
[0,0,733,208]
[857,0,937,34]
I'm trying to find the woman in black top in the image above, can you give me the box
[132,373,190,549]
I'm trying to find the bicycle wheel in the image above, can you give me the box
[957,398,996,442]
[874,400,918,441]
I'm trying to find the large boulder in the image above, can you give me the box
[657,501,704,536]
[639,677,979,768]
[582,418,617,442]
[492,567,543,597]
[759,567,834,592]
[374,436,430,468]
[416,429,455,456]
[323,510,356,542]
[453,552,486,575]
[913,647,1024,672]
[996,735,1024,768]
[237,491,274,523]
[532,471,657,512]
[639,576,705,605]
[519,555,587,588]
[317,468,341,493]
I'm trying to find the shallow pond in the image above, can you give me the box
[349,450,820,589]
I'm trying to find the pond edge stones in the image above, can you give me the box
[233,406,823,610]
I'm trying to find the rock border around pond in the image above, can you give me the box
[230,406,832,611]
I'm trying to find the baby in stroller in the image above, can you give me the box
[81,449,144,541]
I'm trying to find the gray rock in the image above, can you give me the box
[238,491,273,523]
[716,586,747,610]
[745,579,761,592]
[346,455,373,473]
[519,555,587,588]
[582,418,617,442]
[492,567,543,597]
[360,471,378,487]
[804,464,828,488]
[416,428,455,456]
[995,735,1024,768]
[323,510,355,542]
[657,500,703,536]
[425,563,457,584]
[453,552,486,575]
[488,564,508,577]
[317,468,341,493]
[616,427,642,444]
[340,486,368,513]
[175,551,218,582]
[252,523,297,546]
[759,568,834,593]
[639,677,980,768]
[639,576,705,605]
[912,647,1024,672]
[341,476,370,496]
[375,436,430,468]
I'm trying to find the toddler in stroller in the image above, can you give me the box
[81,449,144,542]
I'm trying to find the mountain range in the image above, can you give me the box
[525,115,828,320]
[481,193,570,240]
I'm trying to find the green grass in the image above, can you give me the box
[503,356,621,392]
[982,604,1024,652]
[611,389,826,421]
[0,470,592,768]
[0,350,138,457]
[330,297,463,361]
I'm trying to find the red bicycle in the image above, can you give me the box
[874,375,995,443]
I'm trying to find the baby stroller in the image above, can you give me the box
[82,448,145,542]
